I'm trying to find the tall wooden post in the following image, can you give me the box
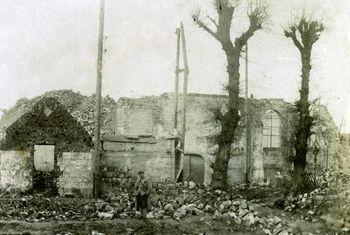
[245,43,251,184]
[174,28,181,179]
[180,22,189,157]
[174,28,181,129]
[93,0,105,198]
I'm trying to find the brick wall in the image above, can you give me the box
[57,152,93,197]
[0,150,32,191]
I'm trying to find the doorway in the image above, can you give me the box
[33,145,57,193]
[184,154,205,184]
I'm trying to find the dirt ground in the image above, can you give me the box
[0,217,266,235]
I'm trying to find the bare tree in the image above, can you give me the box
[284,15,324,192]
[192,0,268,189]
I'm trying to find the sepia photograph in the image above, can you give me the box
[0,0,349,234]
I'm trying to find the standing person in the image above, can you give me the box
[134,170,151,218]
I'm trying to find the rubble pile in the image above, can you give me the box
[276,171,350,233]
[281,171,350,212]
[0,168,348,234]
[71,94,117,136]
[282,189,325,214]
[0,182,290,234]
[94,182,288,234]
[0,193,95,222]
[9,89,117,136]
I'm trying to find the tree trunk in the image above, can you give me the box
[292,159,306,191]
[292,50,313,192]
[210,44,241,189]
[211,142,231,189]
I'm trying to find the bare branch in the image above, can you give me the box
[207,15,218,28]
[284,26,304,51]
[201,100,227,122]
[298,17,324,46]
[192,8,219,40]
[236,1,268,47]
[285,15,324,51]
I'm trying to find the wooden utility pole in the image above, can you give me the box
[180,22,189,157]
[173,28,181,180]
[174,28,181,129]
[93,0,105,198]
[245,43,251,184]
[174,22,189,182]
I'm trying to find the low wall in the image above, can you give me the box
[102,151,173,182]
[0,150,32,191]
[57,152,93,197]
[101,139,174,187]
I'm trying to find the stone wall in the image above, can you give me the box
[101,137,175,188]
[113,93,295,185]
[108,93,339,186]
[57,152,94,197]
[0,150,32,191]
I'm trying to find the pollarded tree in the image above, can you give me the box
[192,0,268,189]
[284,16,324,192]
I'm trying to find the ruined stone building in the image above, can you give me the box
[0,90,340,194]
[0,97,94,195]
[108,93,339,186]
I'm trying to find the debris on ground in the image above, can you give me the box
[0,170,349,235]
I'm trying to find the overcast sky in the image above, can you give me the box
[0,0,349,132]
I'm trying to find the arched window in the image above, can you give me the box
[263,110,281,148]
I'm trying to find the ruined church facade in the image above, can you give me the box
[0,91,339,192]
[109,93,339,186]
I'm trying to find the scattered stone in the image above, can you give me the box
[120,212,129,219]
[173,207,187,219]
[104,205,114,212]
[146,212,155,219]
[204,205,214,213]
[188,181,196,189]
[234,217,242,225]
[273,223,283,234]
[238,209,249,218]
[227,212,236,218]
[95,201,105,211]
[219,201,232,212]
[92,231,105,235]
[197,203,204,210]
[277,230,288,235]
[242,213,256,226]
[214,190,222,195]
[213,210,222,219]
[97,212,113,219]
[308,210,315,215]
